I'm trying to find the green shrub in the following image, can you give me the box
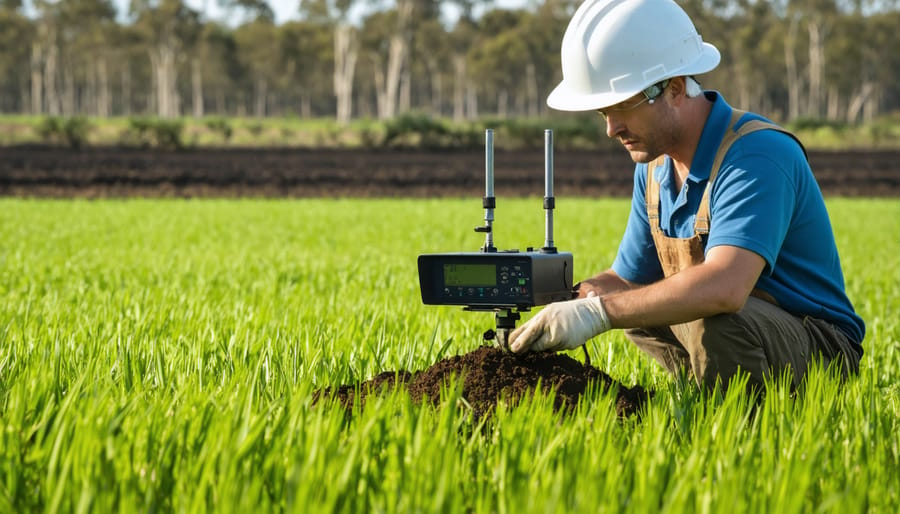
[153,119,184,149]
[205,117,233,142]
[383,112,450,148]
[476,115,607,150]
[356,118,383,148]
[37,116,92,149]
[787,117,848,132]
[126,117,185,149]
[246,122,264,137]
[447,122,485,150]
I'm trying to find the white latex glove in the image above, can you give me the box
[509,295,611,353]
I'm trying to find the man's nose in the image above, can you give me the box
[604,114,624,139]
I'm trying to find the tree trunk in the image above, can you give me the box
[44,35,60,116]
[452,54,465,122]
[334,23,358,124]
[806,19,825,119]
[735,57,750,111]
[826,85,839,120]
[862,86,879,123]
[121,67,132,115]
[192,57,204,118]
[30,42,43,114]
[846,82,873,124]
[784,16,800,120]
[376,0,413,120]
[431,68,442,116]
[254,76,267,117]
[216,88,226,114]
[374,66,386,115]
[300,94,311,118]
[526,62,538,117]
[149,33,179,118]
[62,65,75,115]
[466,81,477,119]
[399,71,410,114]
[86,61,97,115]
[97,59,110,117]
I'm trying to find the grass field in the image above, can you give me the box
[1,198,899,513]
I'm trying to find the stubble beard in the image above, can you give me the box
[624,106,680,164]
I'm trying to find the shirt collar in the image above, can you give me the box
[685,91,733,183]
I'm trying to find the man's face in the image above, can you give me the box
[598,82,678,163]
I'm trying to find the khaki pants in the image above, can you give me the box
[625,297,861,390]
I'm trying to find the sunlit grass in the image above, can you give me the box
[1,198,898,512]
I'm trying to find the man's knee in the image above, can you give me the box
[624,326,691,375]
[685,313,771,390]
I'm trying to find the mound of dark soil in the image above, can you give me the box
[316,346,651,420]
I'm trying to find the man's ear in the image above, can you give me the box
[668,76,687,98]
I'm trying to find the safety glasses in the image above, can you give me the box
[598,79,670,120]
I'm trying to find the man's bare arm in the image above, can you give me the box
[601,245,767,329]
[575,269,637,298]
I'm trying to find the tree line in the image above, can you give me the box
[1,0,898,125]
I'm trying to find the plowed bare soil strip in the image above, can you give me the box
[2,146,898,197]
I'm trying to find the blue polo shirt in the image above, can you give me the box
[611,92,865,346]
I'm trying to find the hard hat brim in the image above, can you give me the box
[546,43,721,112]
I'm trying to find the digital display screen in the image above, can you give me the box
[443,264,496,286]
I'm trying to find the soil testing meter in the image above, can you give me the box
[418,129,574,349]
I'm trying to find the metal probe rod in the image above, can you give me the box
[481,129,496,252]
[543,129,556,252]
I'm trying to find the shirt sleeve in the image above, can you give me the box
[612,164,664,284]
[706,131,801,275]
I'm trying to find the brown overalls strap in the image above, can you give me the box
[645,109,802,284]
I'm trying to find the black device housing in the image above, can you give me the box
[418,251,573,309]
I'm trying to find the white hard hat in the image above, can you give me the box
[547,0,721,112]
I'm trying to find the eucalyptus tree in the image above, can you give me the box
[300,0,358,123]
[464,3,566,119]
[172,1,272,118]
[764,0,837,119]
[677,0,736,104]
[408,15,450,115]
[431,1,485,120]
[447,14,477,120]
[54,0,118,116]
[198,23,241,115]
[186,21,231,117]
[278,20,333,117]
[823,8,863,122]
[30,0,63,115]
[795,0,839,118]
[865,9,900,121]
[467,9,529,117]
[519,0,573,116]
[233,17,278,116]
[359,0,413,120]
[130,0,202,118]
[832,7,900,123]
[722,1,784,117]
[0,0,33,113]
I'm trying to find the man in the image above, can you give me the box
[508,0,864,390]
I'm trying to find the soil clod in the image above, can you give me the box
[315,346,651,420]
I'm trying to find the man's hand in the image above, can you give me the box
[509,295,612,353]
